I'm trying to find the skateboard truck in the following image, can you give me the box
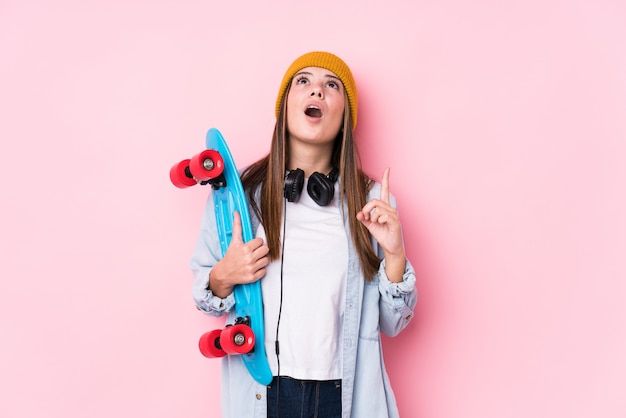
[189,158,227,189]
[204,173,226,190]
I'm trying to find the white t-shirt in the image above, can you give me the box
[258,179,348,381]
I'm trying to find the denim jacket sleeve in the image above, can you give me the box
[376,258,417,337]
[368,183,418,337]
[190,192,235,316]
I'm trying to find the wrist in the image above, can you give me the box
[384,253,406,283]
[208,270,233,298]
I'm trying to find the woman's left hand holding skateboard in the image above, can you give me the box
[208,211,270,298]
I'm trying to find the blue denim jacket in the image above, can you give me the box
[191,181,417,418]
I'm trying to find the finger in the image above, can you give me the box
[375,213,390,225]
[381,167,390,204]
[372,208,390,225]
[230,210,243,244]
[252,240,270,256]
[360,198,392,218]
[356,210,371,226]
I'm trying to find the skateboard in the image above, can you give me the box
[170,127,272,386]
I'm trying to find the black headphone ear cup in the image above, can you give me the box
[284,169,304,202]
[307,172,335,206]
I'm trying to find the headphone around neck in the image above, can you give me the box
[283,168,338,206]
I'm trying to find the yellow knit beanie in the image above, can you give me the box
[275,51,358,129]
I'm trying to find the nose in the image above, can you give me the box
[309,86,323,98]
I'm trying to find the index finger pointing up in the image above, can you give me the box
[381,167,390,203]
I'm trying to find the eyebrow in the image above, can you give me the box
[294,71,343,84]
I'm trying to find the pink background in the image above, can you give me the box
[1,0,625,417]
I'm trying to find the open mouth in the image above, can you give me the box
[304,106,323,118]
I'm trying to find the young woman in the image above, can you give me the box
[191,51,417,418]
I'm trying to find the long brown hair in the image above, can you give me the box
[241,89,380,280]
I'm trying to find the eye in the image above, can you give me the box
[326,80,341,90]
[294,75,309,85]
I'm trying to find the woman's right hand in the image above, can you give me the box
[208,211,270,298]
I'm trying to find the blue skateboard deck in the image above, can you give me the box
[170,128,272,386]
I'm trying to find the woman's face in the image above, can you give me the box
[285,66,346,147]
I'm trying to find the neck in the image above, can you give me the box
[287,142,334,177]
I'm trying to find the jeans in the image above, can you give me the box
[267,376,342,418]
